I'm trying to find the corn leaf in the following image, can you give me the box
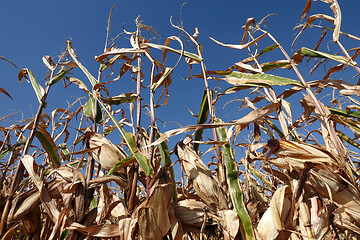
[194,90,212,153]
[35,127,61,168]
[298,47,356,66]
[209,71,303,87]
[101,93,138,105]
[83,95,103,124]
[46,66,68,86]
[105,156,136,176]
[18,68,45,103]
[141,42,202,62]
[330,108,360,118]
[67,41,98,86]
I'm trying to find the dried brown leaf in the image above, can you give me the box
[152,103,280,145]
[210,32,268,50]
[301,0,312,21]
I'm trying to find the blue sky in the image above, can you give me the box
[1,0,360,156]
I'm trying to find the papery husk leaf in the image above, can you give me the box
[12,191,41,221]
[218,209,240,239]
[21,155,60,223]
[118,217,137,240]
[309,197,330,239]
[175,199,218,231]
[176,141,227,210]
[67,223,120,237]
[85,131,127,172]
[268,139,343,171]
[308,169,360,216]
[136,183,173,240]
[257,186,292,240]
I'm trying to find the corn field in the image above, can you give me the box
[1,0,360,239]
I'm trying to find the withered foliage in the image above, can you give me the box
[1,0,360,239]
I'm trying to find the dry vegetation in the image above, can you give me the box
[2,0,360,239]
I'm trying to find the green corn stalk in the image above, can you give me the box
[215,119,254,240]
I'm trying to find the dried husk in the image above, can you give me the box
[257,186,293,240]
[176,141,227,210]
[85,130,127,172]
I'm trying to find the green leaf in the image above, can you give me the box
[59,143,71,162]
[101,93,138,105]
[59,229,69,240]
[141,42,202,62]
[330,108,360,118]
[67,41,98,86]
[96,96,153,176]
[0,136,26,158]
[100,54,123,72]
[337,131,360,149]
[194,90,213,152]
[215,119,254,240]
[35,127,61,168]
[46,66,68,86]
[261,60,290,72]
[155,129,176,203]
[258,44,278,56]
[210,70,303,87]
[105,156,136,176]
[83,95,103,124]
[298,47,357,66]
[151,67,173,92]
[19,69,45,103]
[66,40,153,176]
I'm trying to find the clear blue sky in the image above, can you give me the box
[1,1,360,152]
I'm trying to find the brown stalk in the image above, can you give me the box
[129,25,142,205]
[0,68,56,235]
[148,62,156,170]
